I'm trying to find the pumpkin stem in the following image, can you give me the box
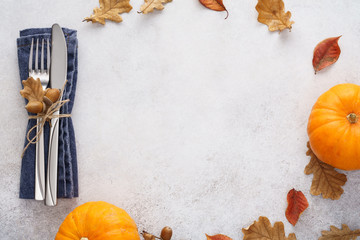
[347,113,358,124]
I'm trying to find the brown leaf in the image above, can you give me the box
[83,0,132,25]
[206,234,232,240]
[312,36,341,74]
[199,0,229,19]
[20,77,44,102]
[319,224,360,240]
[285,189,309,226]
[305,142,347,200]
[142,232,156,240]
[139,0,172,14]
[255,0,294,32]
[242,216,297,240]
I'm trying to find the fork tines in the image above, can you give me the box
[29,38,50,77]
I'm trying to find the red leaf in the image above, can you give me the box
[285,189,309,226]
[206,234,232,240]
[199,0,229,19]
[312,36,341,74]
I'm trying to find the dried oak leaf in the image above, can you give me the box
[319,224,360,240]
[312,36,341,74]
[242,216,296,240]
[83,0,132,25]
[285,189,309,226]
[305,142,347,200]
[142,232,156,240]
[206,234,232,240]
[199,0,229,19]
[255,0,294,32]
[20,77,44,102]
[139,0,172,14]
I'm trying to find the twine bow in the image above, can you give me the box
[21,81,71,158]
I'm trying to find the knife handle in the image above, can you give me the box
[35,118,45,200]
[45,110,60,206]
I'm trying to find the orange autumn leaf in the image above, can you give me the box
[199,0,229,19]
[206,234,232,240]
[312,36,341,74]
[255,0,294,32]
[285,189,309,226]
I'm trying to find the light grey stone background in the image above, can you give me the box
[1,0,360,239]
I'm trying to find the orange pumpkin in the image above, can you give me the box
[308,83,360,170]
[55,201,140,240]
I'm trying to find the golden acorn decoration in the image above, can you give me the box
[25,101,44,114]
[44,88,60,103]
[20,77,60,114]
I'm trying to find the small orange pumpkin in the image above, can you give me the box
[55,201,140,240]
[308,83,360,170]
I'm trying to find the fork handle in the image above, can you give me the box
[35,118,45,200]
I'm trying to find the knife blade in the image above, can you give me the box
[45,24,67,206]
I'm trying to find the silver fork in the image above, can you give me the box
[29,38,50,201]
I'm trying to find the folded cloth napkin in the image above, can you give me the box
[17,28,78,199]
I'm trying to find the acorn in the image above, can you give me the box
[25,101,44,114]
[44,88,60,103]
[160,226,172,240]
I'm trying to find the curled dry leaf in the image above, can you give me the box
[205,234,232,240]
[199,0,229,19]
[312,36,341,74]
[139,0,172,14]
[255,0,294,32]
[319,224,360,240]
[305,142,347,200]
[285,189,309,226]
[83,0,132,25]
[242,216,296,240]
[142,231,156,240]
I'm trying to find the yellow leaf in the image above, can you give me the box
[20,77,44,102]
[319,224,360,240]
[242,216,296,240]
[139,0,172,14]
[84,0,132,25]
[255,0,294,32]
[305,142,347,200]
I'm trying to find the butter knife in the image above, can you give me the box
[45,24,67,206]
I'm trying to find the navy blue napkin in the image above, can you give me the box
[17,28,78,199]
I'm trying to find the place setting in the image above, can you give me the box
[18,24,78,206]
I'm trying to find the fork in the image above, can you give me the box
[29,38,50,201]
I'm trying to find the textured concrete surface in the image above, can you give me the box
[1,0,360,239]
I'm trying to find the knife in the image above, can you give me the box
[45,24,67,206]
